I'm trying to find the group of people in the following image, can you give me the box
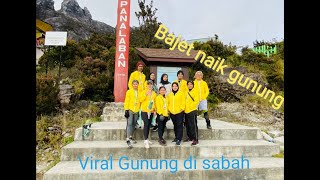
[124,61,212,149]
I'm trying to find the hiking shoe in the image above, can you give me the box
[192,139,199,146]
[207,124,212,129]
[129,137,137,144]
[144,140,150,149]
[152,125,158,132]
[159,139,167,146]
[127,140,133,149]
[176,140,181,146]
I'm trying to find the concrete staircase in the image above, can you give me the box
[44,102,284,180]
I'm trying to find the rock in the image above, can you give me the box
[279,130,284,136]
[64,133,71,138]
[257,130,263,140]
[261,131,274,142]
[77,100,89,107]
[58,84,74,108]
[273,136,284,145]
[213,66,268,102]
[48,127,54,131]
[280,146,284,152]
[36,0,114,41]
[44,147,53,153]
[36,0,57,19]
[213,102,284,126]
[268,130,282,138]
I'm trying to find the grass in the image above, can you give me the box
[36,103,102,178]
[272,149,284,158]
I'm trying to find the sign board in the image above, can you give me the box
[44,31,67,46]
[114,0,131,102]
[157,66,182,83]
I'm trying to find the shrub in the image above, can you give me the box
[36,78,59,115]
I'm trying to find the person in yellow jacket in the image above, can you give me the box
[124,80,141,148]
[185,81,200,145]
[140,80,157,148]
[173,70,188,95]
[128,61,146,92]
[155,86,169,146]
[173,70,188,130]
[167,82,185,145]
[193,71,212,129]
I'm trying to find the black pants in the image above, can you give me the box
[141,112,153,140]
[185,110,198,140]
[157,114,168,140]
[170,112,184,141]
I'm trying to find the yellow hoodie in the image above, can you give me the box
[128,71,146,91]
[185,88,200,113]
[124,89,140,113]
[140,90,156,113]
[155,94,168,117]
[173,79,188,95]
[193,79,209,101]
[167,91,185,115]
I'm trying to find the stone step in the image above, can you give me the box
[101,114,127,121]
[44,157,284,180]
[104,102,124,107]
[102,107,125,114]
[75,120,259,141]
[61,140,279,161]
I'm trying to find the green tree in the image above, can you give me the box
[131,0,167,48]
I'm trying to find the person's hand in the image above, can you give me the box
[146,90,152,96]
[124,110,129,118]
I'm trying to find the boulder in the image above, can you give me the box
[261,131,274,142]
[273,136,284,146]
[213,66,268,102]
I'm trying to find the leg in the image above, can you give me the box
[195,112,199,141]
[141,112,149,140]
[157,115,165,140]
[175,112,184,141]
[126,111,134,138]
[132,112,139,138]
[152,113,158,131]
[203,110,211,128]
[199,100,211,129]
[187,111,196,140]
[185,113,191,140]
[149,113,153,129]
[170,114,177,141]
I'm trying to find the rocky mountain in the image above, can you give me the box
[36,0,115,41]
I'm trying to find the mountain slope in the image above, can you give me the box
[36,0,115,41]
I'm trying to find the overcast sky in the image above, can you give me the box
[53,0,284,48]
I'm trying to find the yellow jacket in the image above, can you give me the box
[128,71,146,91]
[124,89,141,113]
[167,91,185,115]
[185,88,200,113]
[194,79,209,101]
[155,94,169,117]
[173,79,188,95]
[140,90,156,113]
